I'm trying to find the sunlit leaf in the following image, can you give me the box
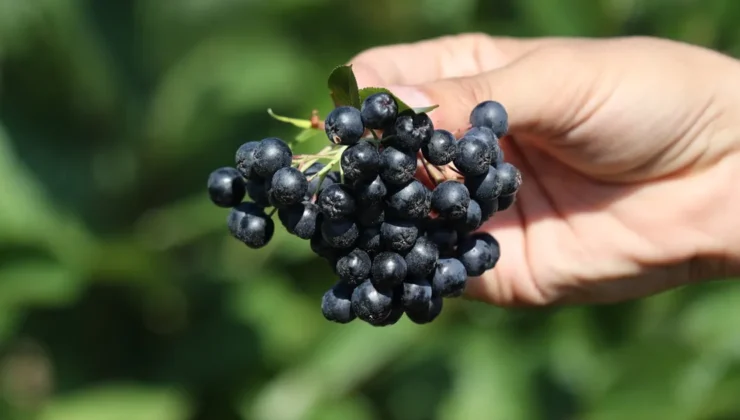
[327,65,360,108]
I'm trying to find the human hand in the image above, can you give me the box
[350,34,740,306]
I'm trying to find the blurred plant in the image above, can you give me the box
[0,0,738,419]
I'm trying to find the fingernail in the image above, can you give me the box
[385,85,433,109]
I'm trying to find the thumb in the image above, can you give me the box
[386,47,594,138]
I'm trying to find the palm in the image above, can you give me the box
[474,136,700,306]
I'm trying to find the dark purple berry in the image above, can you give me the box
[380,220,419,253]
[278,201,319,239]
[470,232,501,270]
[386,180,431,220]
[245,179,270,207]
[325,106,365,145]
[497,162,522,196]
[453,136,491,176]
[422,129,456,165]
[227,202,274,249]
[456,235,494,277]
[431,181,470,220]
[351,280,394,325]
[404,236,439,279]
[321,282,356,324]
[357,227,381,256]
[354,175,387,205]
[371,252,407,289]
[497,194,516,211]
[384,109,433,153]
[455,199,483,233]
[341,140,380,183]
[401,277,433,312]
[207,167,246,207]
[356,204,385,227]
[431,258,468,297]
[469,100,508,138]
[321,218,359,249]
[379,146,416,186]
[465,166,503,203]
[317,184,356,220]
[405,295,443,324]
[336,248,372,286]
[235,141,260,179]
[267,167,308,208]
[253,137,292,178]
[360,92,398,129]
[304,162,336,199]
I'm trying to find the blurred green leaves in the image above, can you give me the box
[1,1,740,420]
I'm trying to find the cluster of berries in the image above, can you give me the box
[207,88,521,326]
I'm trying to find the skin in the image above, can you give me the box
[349,34,740,306]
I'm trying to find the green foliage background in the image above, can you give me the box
[0,0,739,419]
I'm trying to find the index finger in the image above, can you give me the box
[349,34,564,87]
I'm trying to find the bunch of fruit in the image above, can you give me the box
[206,65,521,326]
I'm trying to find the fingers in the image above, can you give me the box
[385,43,600,138]
[350,33,567,87]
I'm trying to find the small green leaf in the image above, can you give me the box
[327,65,360,108]
[358,87,438,114]
[267,108,313,129]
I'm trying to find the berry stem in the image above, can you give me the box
[305,145,347,182]
[418,153,445,185]
[310,110,325,130]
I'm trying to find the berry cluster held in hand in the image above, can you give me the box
[206,88,522,326]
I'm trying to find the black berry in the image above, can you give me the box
[453,136,491,177]
[360,92,398,129]
[455,199,483,233]
[227,202,274,249]
[497,194,516,211]
[325,106,365,145]
[235,141,259,179]
[278,201,319,239]
[469,100,509,138]
[351,279,394,325]
[497,162,522,196]
[246,179,270,207]
[371,251,407,289]
[267,167,308,208]
[422,129,456,165]
[385,109,433,153]
[354,175,387,205]
[401,277,433,312]
[336,248,372,286]
[253,137,292,178]
[404,236,439,279]
[380,220,419,253]
[456,235,494,277]
[431,181,470,220]
[207,167,246,207]
[431,258,468,297]
[471,232,501,270]
[465,166,503,203]
[426,224,458,255]
[356,204,385,227]
[379,147,416,186]
[317,184,356,220]
[357,226,381,256]
[405,295,443,324]
[320,218,359,249]
[341,140,380,183]
[386,180,431,220]
[377,296,405,326]
[321,282,356,324]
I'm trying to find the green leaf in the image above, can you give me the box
[358,87,438,114]
[267,108,313,129]
[327,65,360,108]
